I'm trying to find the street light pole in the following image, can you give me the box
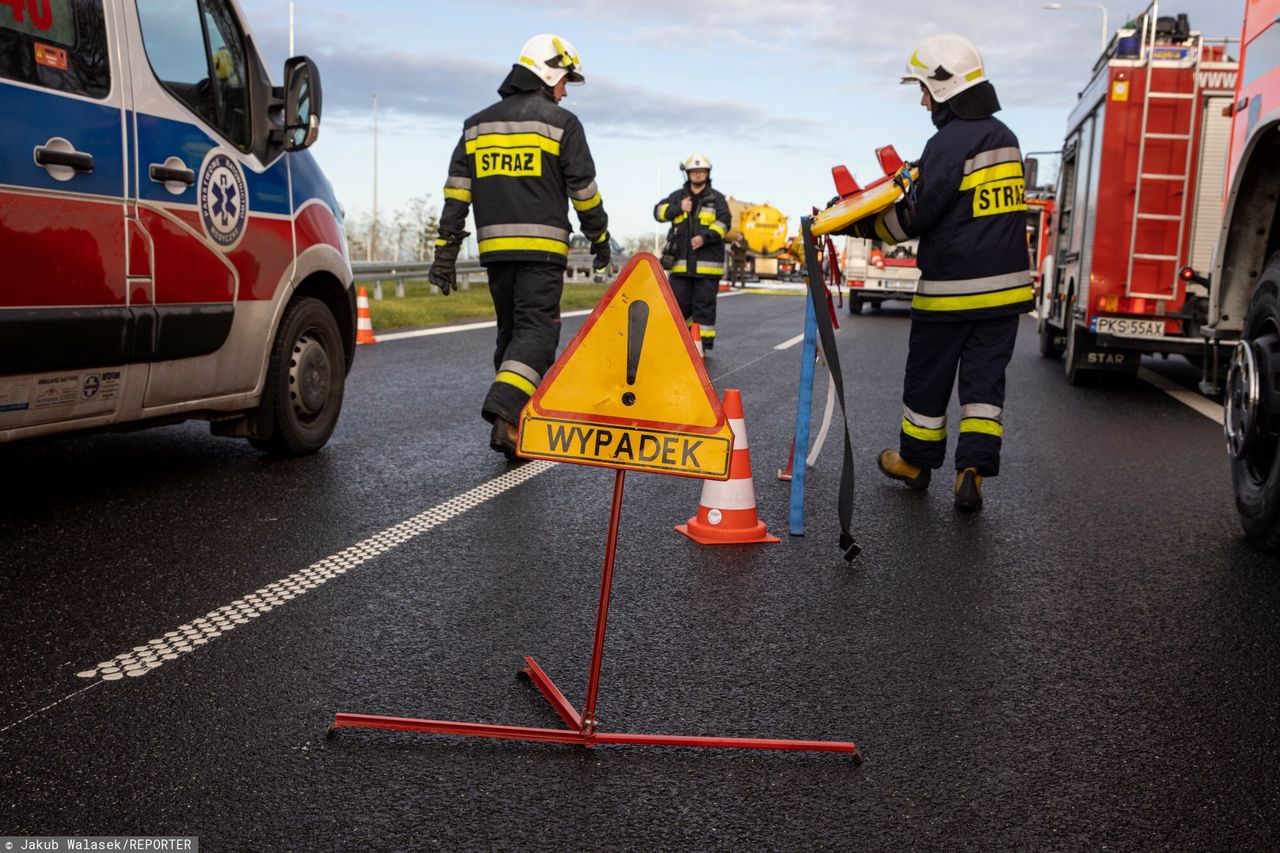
[1043,3,1109,56]
[370,93,378,262]
[288,0,294,56]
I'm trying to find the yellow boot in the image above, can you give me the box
[954,467,983,512]
[877,449,930,490]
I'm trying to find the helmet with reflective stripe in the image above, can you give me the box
[681,152,712,173]
[901,34,986,103]
[519,34,585,87]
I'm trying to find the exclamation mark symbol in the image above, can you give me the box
[622,300,648,406]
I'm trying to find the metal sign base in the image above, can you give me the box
[330,470,861,760]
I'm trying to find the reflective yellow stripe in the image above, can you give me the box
[958,162,1023,191]
[698,266,725,275]
[496,370,537,396]
[912,285,1034,312]
[708,222,726,237]
[698,210,715,225]
[657,203,670,220]
[478,237,569,255]
[960,418,1003,437]
[902,419,946,442]
[874,211,895,244]
[673,213,688,224]
[435,238,447,246]
[964,67,984,81]
[671,263,687,273]
[465,133,561,156]
[593,230,608,244]
[443,187,472,203]
[572,192,602,211]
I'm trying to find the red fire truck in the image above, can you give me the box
[1037,3,1239,384]
[1216,0,1280,549]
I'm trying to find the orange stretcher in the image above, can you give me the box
[810,145,919,237]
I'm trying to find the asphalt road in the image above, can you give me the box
[2,289,1278,850]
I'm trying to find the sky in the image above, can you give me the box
[240,0,1248,252]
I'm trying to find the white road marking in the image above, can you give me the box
[375,309,593,342]
[0,681,102,736]
[1138,367,1225,425]
[72,460,556,684]
[775,333,805,350]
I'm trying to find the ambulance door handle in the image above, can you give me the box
[34,144,94,174]
[148,164,195,186]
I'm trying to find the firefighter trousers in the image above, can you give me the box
[481,261,564,426]
[670,274,718,345]
[898,314,1019,477]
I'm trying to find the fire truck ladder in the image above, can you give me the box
[1126,0,1202,300]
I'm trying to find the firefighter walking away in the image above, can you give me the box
[428,34,610,460]
[842,33,1033,511]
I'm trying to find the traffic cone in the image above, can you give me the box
[356,286,377,345]
[676,388,779,544]
[690,323,704,359]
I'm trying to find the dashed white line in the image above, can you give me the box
[1138,367,1225,425]
[71,460,557,684]
[774,333,805,350]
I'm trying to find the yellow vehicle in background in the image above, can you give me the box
[726,198,800,280]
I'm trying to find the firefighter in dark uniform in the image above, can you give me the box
[428,34,610,460]
[654,154,731,351]
[849,34,1032,511]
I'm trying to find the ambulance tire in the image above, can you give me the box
[1230,261,1280,552]
[252,296,346,456]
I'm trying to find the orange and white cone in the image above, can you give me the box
[676,388,779,544]
[356,286,377,345]
[690,322,704,359]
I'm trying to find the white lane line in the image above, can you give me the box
[1138,367,1224,425]
[0,681,102,736]
[72,460,557,684]
[775,333,805,350]
[376,308,593,342]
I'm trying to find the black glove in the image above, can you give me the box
[590,236,611,271]
[428,232,467,294]
[832,215,877,240]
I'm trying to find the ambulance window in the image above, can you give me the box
[136,0,250,151]
[0,0,110,99]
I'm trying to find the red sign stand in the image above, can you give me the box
[330,469,861,759]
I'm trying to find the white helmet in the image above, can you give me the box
[681,152,712,173]
[901,34,986,103]
[518,34,584,87]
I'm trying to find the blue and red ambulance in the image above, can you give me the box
[0,0,354,454]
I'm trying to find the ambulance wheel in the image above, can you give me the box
[1228,259,1280,552]
[253,296,347,456]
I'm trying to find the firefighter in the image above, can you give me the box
[847,34,1033,511]
[428,34,610,460]
[728,232,749,289]
[654,154,731,351]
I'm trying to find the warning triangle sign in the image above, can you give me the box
[518,253,733,479]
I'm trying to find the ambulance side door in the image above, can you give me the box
[0,0,133,427]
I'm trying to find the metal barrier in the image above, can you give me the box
[350,259,485,298]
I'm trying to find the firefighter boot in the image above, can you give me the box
[954,468,983,512]
[877,449,930,490]
[489,417,520,461]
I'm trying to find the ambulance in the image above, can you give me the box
[0,0,354,455]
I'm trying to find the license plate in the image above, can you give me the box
[879,278,916,290]
[1095,316,1166,338]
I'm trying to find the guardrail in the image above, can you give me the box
[351,259,485,298]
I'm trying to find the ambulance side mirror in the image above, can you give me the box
[283,56,323,152]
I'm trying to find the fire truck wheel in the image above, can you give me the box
[252,296,347,456]
[849,295,864,315]
[1229,262,1280,551]
[1063,296,1097,386]
[1038,314,1065,360]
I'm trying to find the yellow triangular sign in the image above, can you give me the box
[518,253,733,479]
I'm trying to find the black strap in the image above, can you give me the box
[800,217,861,561]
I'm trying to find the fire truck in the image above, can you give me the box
[1214,0,1280,550]
[1037,3,1239,384]
[0,0,355,455]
